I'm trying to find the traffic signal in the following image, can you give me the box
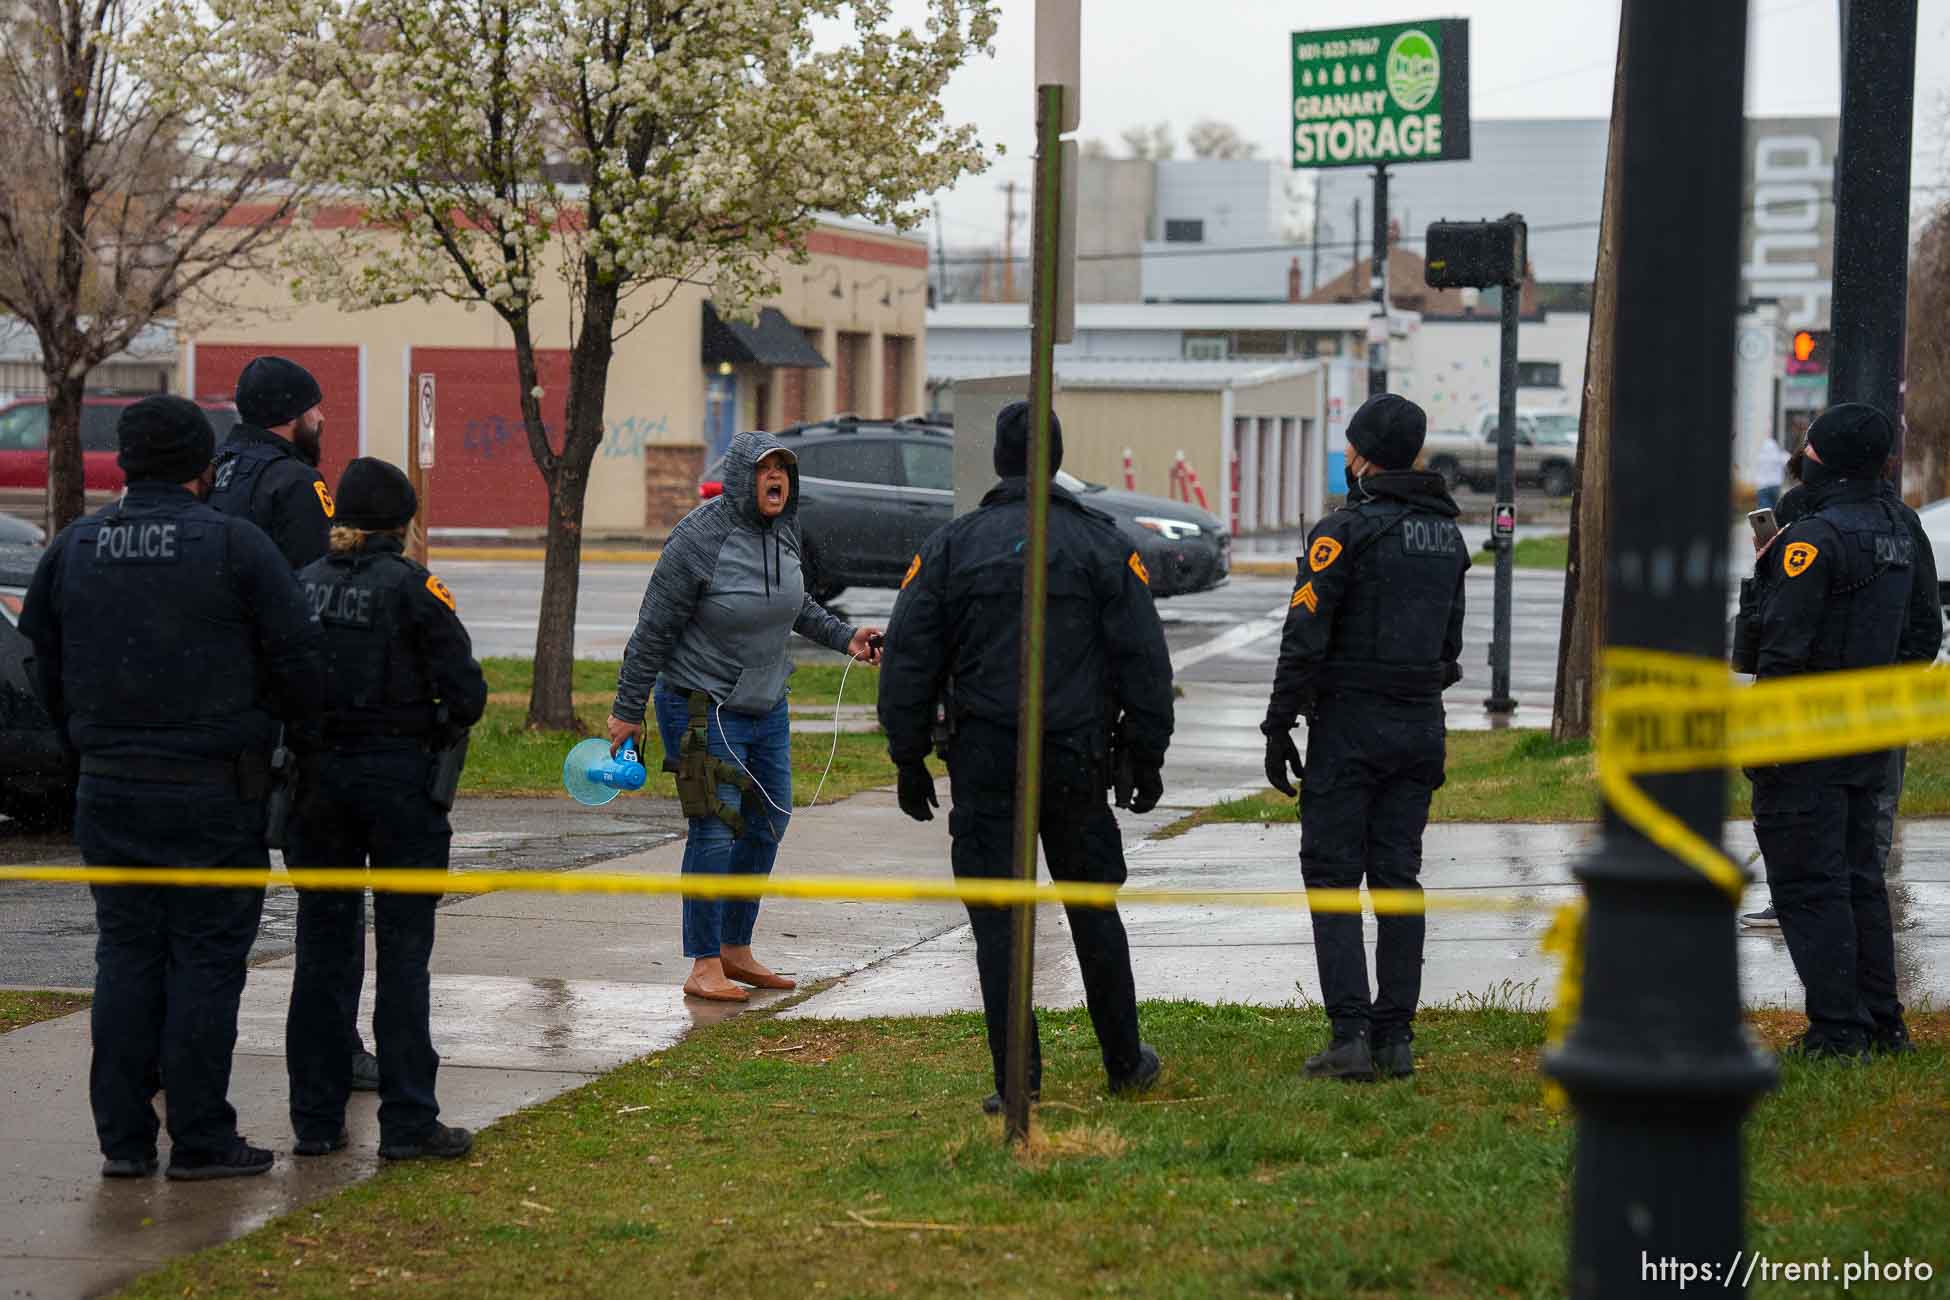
[1787,329,1829,376]
[1423,218,1527,289]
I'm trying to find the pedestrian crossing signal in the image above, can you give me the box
[1787,330,1828,376]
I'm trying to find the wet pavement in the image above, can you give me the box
[0,798,685,989]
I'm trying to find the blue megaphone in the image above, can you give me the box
[563,737,647,806]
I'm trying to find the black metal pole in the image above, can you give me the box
[1541,4,1776,1295]
[1004,82,1065,1146]
[1828,0,1917,470]
[1485,255,1519,715]
[1369,164,1389,396]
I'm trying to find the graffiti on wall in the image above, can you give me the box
[603,414,669,459]
[456,412,669,462]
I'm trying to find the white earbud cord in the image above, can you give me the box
[711,650,858,817]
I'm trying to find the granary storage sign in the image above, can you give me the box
[1291,20,1471,168]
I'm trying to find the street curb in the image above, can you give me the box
[432,547,660,565]
[1230,559,1295,577]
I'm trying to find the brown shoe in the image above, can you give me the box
[682,979,749,1002]
[722,963,796,990]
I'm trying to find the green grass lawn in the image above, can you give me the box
[479,658,876,712]
[0,989,89,1034]
[120,1001,1950,1299]
[462,702,895,802]
[1166,732,1950,832]
[1471,534,1569,569]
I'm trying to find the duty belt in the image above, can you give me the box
[80,753,251,788]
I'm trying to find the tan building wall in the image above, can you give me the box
[181,221,928,537]
[1051,389,1222,500]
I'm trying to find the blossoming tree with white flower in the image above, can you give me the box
[147,0,995,728]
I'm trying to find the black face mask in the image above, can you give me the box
[294,418,323,467]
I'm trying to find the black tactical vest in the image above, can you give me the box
[208,433,288,533]
[60,499,261,728]
[1803,495,1911,674]
[1327,500,1467,693]
[299,551,431,727]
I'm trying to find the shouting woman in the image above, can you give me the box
[608,432,881,1001]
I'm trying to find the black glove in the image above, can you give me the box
[897,759,938,822]
[1263,727,1304,797]
[1129,759,1165,815]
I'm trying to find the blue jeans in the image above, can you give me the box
[653,685,792,959]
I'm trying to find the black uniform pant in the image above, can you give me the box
[1752,773,1898,1050]
[1299,698,1446,1044]
[75,775,267,1164]
[284,748,450,1145]
[947,725,1142,1094]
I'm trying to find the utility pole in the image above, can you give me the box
[1351,196,1362,294]
[1309,178,1322,295]
[1828,0,1918,472]
[1004,0,1079,1147]
[1368,164,1389,396]
[1541,3,1776,1295]
[1001,179,1020,302]
[932,201,949,305]
[1485,215,1524,716]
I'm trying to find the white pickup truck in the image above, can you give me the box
[1419,410,1580,497]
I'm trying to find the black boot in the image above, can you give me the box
[350,1050,381,1092]
[380,1124,473,1161]
[1870,1022,1916,1056]
[1109,1043,1162,1096]
[1303,1034,1376,1082]
[1372,1039,1415,1079]
[166,1138,275,1181]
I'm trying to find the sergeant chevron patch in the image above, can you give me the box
[1291,581,1318,613]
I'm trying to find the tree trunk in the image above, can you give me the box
[525,278,624,732]
[43,361,88,536]
[1551,20,1629,743]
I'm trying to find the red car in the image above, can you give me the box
[0,394,241,502]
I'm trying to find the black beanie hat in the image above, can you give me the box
[117,395,216,484]
[334,457,417,530]
[994,400,1064,478]
[235,356,323,428]
[1345,393,1428,471]
[1806,402,1893,476]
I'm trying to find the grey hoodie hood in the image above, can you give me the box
[722,431,799,529]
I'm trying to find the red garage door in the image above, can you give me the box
[411,347,571,529]
[190,344,361,495]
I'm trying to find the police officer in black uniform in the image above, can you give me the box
[284,458,486,1160]
[20,396,322,1180]
[878,402,1174,1112]
[1749,403,1921,1059]
[1262,394,1468,1083]
[210,356,335,568]
[208,355,382,1089]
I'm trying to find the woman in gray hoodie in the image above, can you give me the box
[607,432,881,1001]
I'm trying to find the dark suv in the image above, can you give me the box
[701,418,1229,600]
[0,546,73,826]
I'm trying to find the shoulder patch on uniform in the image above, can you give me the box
[1306,536,1343,572]
[425,574,456,611]
[900,554,922,590]
[1128,551,1150,586]
[1782,541,1819,578]
[1291,581,1318,613]
[313,480,336,519]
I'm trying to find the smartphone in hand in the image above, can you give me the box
[1748,508,1778,548]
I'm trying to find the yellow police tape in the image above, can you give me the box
[1594,647,1950,899]
[0,864,1551,916]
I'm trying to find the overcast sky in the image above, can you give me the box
[889,0,1950,250]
